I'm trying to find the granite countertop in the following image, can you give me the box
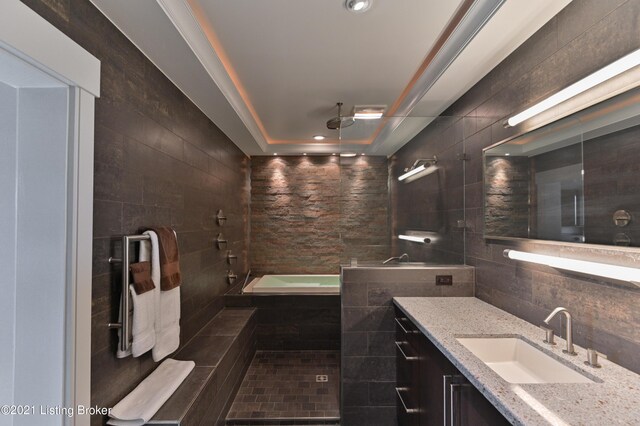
[393,297,640,426]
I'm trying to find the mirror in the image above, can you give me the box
[483,86,640,247]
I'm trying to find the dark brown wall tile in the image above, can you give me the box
[392,0,640,374]
[20,1,250,423]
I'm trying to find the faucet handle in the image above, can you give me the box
[584,348,606,368]
[540,326,556,345]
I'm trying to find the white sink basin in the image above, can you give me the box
[456,337,593,384]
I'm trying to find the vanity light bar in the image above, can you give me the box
[507,48,640,127]
[399,234,431,244]
[503,249,640,286]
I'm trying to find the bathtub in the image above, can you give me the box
[242,274,340,294]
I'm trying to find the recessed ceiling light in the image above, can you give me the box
[505,153,510,156]
[273,153,277,156]
[332,153,336,156]
[361,153,365,156]
[303,153,307,156]
[346,0,372,13]
[340,153,357,157]
[313,135,326,141]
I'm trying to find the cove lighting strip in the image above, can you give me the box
[399,235,431,244]
[503,249,640,287]
[507,48,640,127]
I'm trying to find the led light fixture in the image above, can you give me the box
[399,234,431,244]
[506,48,640,127]
[313,135,326,140]
[503,249,640,286]
[398,156,438,182]
[345,0,372,13]
[353,105,386,120]
[340,152,357,157]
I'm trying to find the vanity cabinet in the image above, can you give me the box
[395,308,510,426]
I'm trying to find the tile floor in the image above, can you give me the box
[226,351,340,425]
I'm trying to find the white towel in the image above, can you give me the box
[116,231,159,358]
[107,358,195,426]
[149,231,181,362]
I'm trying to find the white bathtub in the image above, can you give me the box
[243,274,340,294]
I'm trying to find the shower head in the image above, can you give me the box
[326,102,355,129]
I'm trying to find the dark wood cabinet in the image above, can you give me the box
[395,308,510,426]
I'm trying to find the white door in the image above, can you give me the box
[0,2,100,425]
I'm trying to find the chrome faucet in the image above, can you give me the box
[383,253,409,264]
[544,307,577,355]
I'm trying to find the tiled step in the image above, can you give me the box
[148,308,257,425]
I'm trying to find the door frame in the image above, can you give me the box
[0,2,100,425]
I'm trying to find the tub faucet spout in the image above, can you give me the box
[383,253,409,264]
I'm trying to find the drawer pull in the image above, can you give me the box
[395,317,419,334]
[396,387,419,414]
[395,341,419,361]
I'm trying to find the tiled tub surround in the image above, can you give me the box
[19,0,250,423]
[251,155,390,275]
[392,0,640,373]
[226,292,341,351]
[341,265,474,426]
[394,297,640,426]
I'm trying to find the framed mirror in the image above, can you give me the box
[483,86,640,247]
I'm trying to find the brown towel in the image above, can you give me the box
[150,226,181,291]
[130,261,156,295]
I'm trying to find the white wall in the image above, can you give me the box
[0,86,70,426]
[0,81,18,423]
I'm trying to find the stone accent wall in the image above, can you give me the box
[251,155,390,274]
[19,1,250,424]
[393,0,640,373]
[484,156,530,238]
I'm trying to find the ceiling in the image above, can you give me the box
[90,0,572,156]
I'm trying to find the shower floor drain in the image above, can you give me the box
[316,375,329,382]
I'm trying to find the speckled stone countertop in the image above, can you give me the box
[393,297,640,426]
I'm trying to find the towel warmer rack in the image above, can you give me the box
[108,234,151,352]
[107,230,177,353]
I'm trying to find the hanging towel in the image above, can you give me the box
[148,228,181,362]
[130,261,155,295]
[149,226,182,290]
[107,358,195,426]
[116,232,159,358]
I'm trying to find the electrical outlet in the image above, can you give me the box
[436,275,453,286]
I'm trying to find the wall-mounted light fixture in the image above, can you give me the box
[503,249,640,287]
[506,48,640,127]
[399,234,431,244]
[398,156,438,182]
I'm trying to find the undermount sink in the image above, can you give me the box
[456,337,593,384]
